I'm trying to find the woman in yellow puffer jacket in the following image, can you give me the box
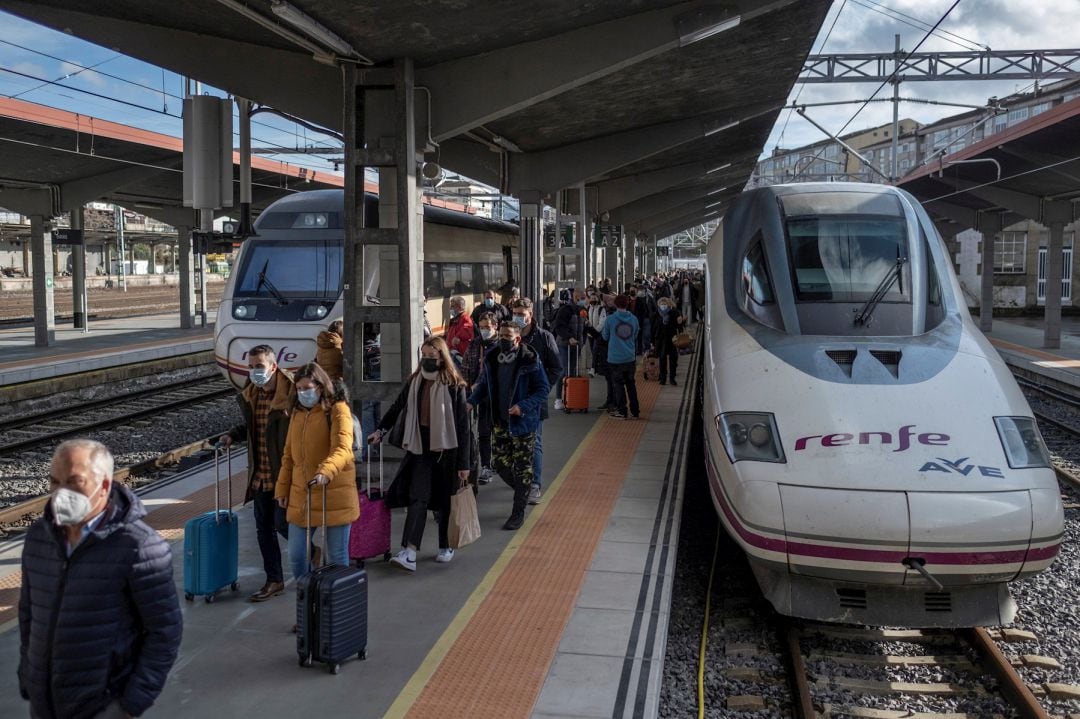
[275,362,358,580]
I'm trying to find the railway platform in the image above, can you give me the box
[0,312,215,389]
[987,316,1080,391]
[0,345,699,719]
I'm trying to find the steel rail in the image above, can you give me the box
[962,627,1050,719]
[0,382,233,456]
[0,436,217,528]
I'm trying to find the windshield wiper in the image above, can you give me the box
[254,259,289,306]
[853,254,907,327]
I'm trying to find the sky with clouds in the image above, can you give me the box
[0,1,1077,177]
[765,0,1080,154]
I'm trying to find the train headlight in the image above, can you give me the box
[994,416,1051,469]
[303,304,330,320]
[233,304,257,319]
[715,412,785,463]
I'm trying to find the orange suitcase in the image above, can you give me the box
[563,376,590,413]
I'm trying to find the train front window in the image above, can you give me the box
[234,239,343,300]
[786,217,908,303]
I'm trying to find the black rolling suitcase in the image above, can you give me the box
[296,483,368,674]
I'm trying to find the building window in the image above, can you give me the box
[1032,102,1051,116]
[994,231,1026,274]
[1007,107,1029,124]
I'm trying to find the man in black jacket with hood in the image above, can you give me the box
[19,439,181,719]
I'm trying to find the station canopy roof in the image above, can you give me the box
[0,0,833,238]
[898,96,1080,234]
[0,96,343,229]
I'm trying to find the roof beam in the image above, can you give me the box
[939,178,1075,224]
[438,138,503,190]
[60,160,180,210]
[506,105,773,195]
[643,211,721,239]
[418,0,794,141]
[0,187,55,217]
[0,1,341,129]
[633,198,715,235]
[608,186,718,226]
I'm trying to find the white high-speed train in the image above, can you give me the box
[214,190,525,387]
[704,183,1062,627]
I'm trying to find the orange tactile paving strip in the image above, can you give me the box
[0,472,247,627]
[988,336,1080,365]
[405,378,663,719]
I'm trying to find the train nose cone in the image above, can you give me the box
[778,486,1048,586]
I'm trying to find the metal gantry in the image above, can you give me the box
[801,49,1080,84]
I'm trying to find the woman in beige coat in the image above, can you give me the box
[275,362,358,580]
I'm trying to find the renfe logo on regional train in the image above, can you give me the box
[794,425,949,453]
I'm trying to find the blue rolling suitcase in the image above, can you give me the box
[183,446,239,603]
[297,484,368,675]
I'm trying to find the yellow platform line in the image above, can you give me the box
[383,415,606,719]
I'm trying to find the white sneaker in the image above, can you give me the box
[554,398,565,410]
[478,467,493,485]
[528,485,542,505]
[390,549,416,572]
[436,548,455,563]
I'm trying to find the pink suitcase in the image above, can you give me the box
[349,452,392,563]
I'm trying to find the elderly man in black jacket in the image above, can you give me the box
[19,439,181,719]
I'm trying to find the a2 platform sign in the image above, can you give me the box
[592,224,623,248]
[52,228,84,245]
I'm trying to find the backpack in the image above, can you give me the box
[326,405,363,463]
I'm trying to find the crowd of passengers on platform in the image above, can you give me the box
[16,272,701,719]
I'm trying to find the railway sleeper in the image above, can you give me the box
[807,650,976,669]
[814,676,986,696]
[819,703,990,718]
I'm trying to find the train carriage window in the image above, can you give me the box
[459,264,474,293]
[442,263,461,295]
[742,239,774,305]
[233,239,343,299]
[424,262,440,298]
[786,217,909,303]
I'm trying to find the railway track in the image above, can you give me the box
[0,436,226,530]
[0,378,235,457]
[779,622,1061,719]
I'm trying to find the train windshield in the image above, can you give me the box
[786,216,909,303]
[233,239,343,299]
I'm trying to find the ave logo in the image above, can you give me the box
[919,457,1003,478]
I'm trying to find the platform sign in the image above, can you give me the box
[544,225,557,248]
[562,225,575,248]
[52,228,84,245]
[593,224,623,248]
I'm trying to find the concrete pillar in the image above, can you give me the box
[197,209,212,327]
[519,191,543,305]
[1045,221,1065,349]
[71,207,87,329]
[177,225,195,329]
[345,59,425,404]
[605,241,619,291]
[624,233,636,285]
[30,214,56,346]
[976,212,995,333]
[577,184,589,290]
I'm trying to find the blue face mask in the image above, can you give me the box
[249,368,272,386]
[297,388,320,408]
[449,309,459,319]
[659,305,671,315]
[484,298,494,307]
[512,315,527,329]
[577,300,586,308]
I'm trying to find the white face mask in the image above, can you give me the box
[249,367,272,386]
[479,328,495,340]
[297,388,320,408]
[52,486,97,526]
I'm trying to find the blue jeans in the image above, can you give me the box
[287,522,350,580]
[531,421,544,490]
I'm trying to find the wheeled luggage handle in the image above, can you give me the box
[213,445,233,524]
[364,448,384,495]
[305,482,328,574]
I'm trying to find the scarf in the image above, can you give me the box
[401,374,457,456]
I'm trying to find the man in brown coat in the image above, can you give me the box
[220,344,295,601]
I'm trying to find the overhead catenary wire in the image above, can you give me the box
[789,0,965,182]
[0,41,344,168]
[849,0,986,52]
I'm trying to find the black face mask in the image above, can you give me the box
[420,358,440,373]
[498,339,516,353]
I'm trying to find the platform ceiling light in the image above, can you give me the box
[677,8,741,46]
[707,162,733,174]
[270,0,358,58]
[704,119,739,137]
[706,199,725,209]
[707,186,728,196]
